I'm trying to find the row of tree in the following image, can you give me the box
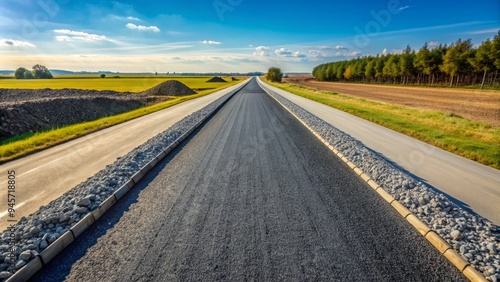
[312,31,500,88]
[14,65,53,79]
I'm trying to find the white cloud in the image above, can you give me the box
[249,44,253,47]
[292,51,306,58]
[382,48,402,55]
[54,29,109,42]
[335,45,347,50]
[253,46,270,56]
[126,23,160,32]
[349,51,361,57]
[127,16,141,21]
[428,41,440,48]
[398,5,411,11]
[275,48,292,57]
[1,39,36,47]
[255,46,270,52]
[202,40,222,45]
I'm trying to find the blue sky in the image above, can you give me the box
[1,0,499,73]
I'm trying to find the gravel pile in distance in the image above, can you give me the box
[140,80,196,97]
[0,89,235,280]
[265,88,500,281]
[206,77,227,83]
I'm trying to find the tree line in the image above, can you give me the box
[312,30,500,89]
[14,65,53,79]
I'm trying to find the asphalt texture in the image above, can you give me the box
[31,78,466,281]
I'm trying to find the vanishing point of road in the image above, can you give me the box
[32,78,465,281]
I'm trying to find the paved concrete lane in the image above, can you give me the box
[33,78,465,281]
[0,81,247,230]
[258,78,500,225]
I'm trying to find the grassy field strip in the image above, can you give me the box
[0,77,234,92]
[265,80,500,169]
[0,79,240,163]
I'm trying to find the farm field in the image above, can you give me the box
[267,77,500,169]
[0,76,237,93]
[284,74,500,127]
[0,76,241,162]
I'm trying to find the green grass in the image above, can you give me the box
[0,76,235,92]
[0,77,241,162]
[264,79,500,169]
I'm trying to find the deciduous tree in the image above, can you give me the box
[266,67,283,82]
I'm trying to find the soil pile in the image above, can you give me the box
[141,80,196,96]
[206,77,227,83]
[0,89,148,140]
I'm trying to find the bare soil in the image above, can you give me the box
[284,75,500,127]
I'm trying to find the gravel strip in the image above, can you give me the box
[263,87,500,281]
[0,90,236,280]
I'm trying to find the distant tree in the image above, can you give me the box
[469,39,495,89]
[375,56,385,82]
[24,70,34,79]
[100,74,106,78]
[491,31,500,84]
[399,45,416,84]
[32,64,53,79]
[365,59,376,81]
[383,55,400,83]
[266,67,283,82]
[14,67,28,79]
[440,39,473,86]
[414,43,442,85]
[343,66,354,80]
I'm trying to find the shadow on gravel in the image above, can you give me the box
[29,123,208,282]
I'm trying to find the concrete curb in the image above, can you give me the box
[5,79,250,282]
[257,78,487,282]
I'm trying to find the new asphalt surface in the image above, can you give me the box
[31,78,465,281]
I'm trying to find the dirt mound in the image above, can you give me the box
[142,80,196,96]
[206,77,227,83]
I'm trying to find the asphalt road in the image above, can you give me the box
[32,78,465,281]
[0,81,247,230]
[257,78,500,225]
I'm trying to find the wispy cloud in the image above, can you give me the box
[376,21,492,37]
[54,29,110,42]
[109,15,141,21]
[126,23,160,32]
[468,28,500,35]
[335,45,347,50]
[127,16,141,21]
[308,50,325,58]
[202,40,222,45]
[398,5,411,11]
[1,39,36,48]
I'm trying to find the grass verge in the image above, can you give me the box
[0,81,239,163]
[264,79,500,169]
